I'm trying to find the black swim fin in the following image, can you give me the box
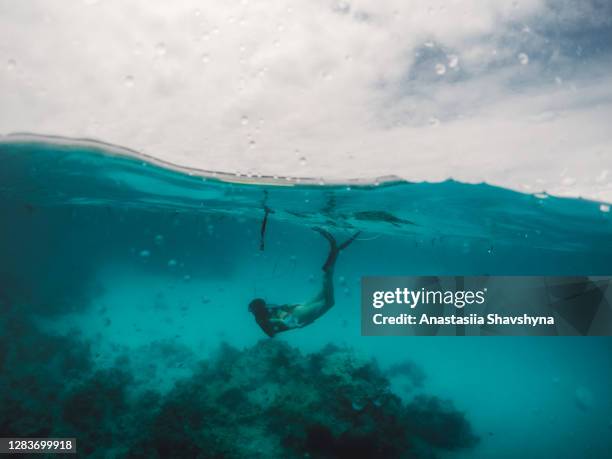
[312,227,361,271]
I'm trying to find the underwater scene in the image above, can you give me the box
[1,138,612,458]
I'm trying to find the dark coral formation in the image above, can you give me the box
[128,341,477,458]
[0,315,478,458]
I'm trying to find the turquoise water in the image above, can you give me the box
[1,139,611,458]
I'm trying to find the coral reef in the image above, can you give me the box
[0,315,478,458]
[127,340,478,458]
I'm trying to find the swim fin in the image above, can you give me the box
[312,227,361,271]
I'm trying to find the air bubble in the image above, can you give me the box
[448,54,459,68]
[124,75,135,87]
[139,249,150,258]
[201,53,210,64]
[299,157,307,166]
[428,117,440,127]
[241,116,249,126]
[600,204,610,213]
[518,53,529,65]
[168,259,178,268]
[575,387,593,411]
[435,63,446,75]
[6,59,16,71]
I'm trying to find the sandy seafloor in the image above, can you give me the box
[1,140,612,458]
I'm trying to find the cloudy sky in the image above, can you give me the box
[1,0,611,201]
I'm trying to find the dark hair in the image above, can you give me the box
[249,298,267,315]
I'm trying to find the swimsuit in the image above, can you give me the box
[281,313,300,329]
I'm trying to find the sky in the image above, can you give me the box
[0,0,611,202]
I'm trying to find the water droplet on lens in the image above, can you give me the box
[335,1,350,13]
[562,177,576,186]
[518,53,529,65]
[435,63,446,75]
[155,42,167,56]
[595,170,608,183]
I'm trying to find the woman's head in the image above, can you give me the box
[248,298,267,317]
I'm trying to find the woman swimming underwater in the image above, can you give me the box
[249,227,360,337]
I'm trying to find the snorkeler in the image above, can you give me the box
[249,227,360,337]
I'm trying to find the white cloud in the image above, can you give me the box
[0,0,610,201]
